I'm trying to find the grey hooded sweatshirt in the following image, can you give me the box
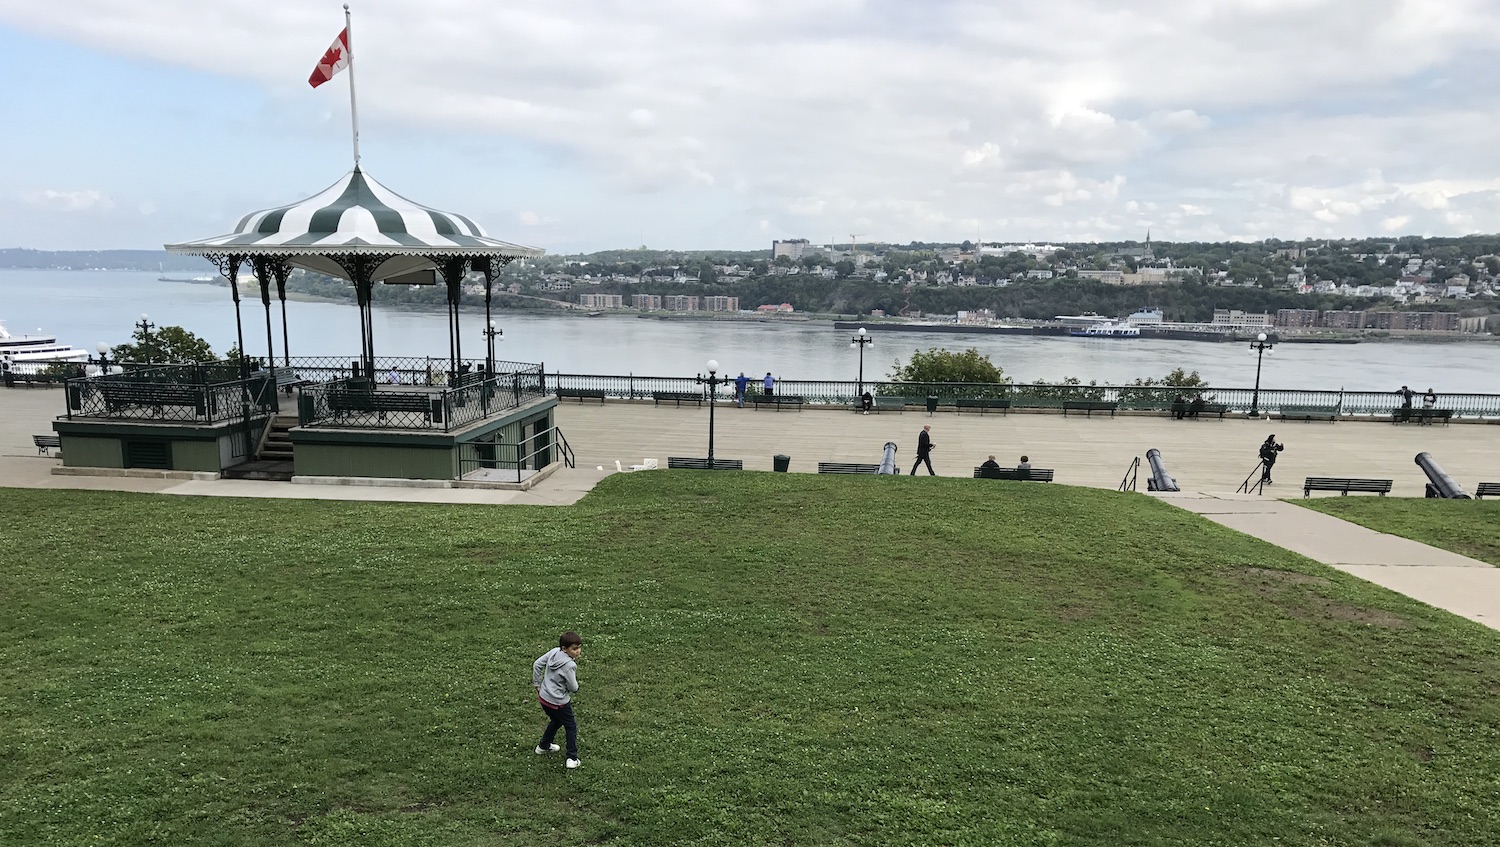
[533,647,579,706]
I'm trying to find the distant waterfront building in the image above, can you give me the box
[1076,269,1125,285]
[578,293,622,309]
[957,309,995,324]
[1320,309,1364,329]
[772,239,811,260]
[702,296,739,312]
[631,294,662,310]
[1366,311,1459,331]
[1276,309,1320,328]
[1211,309,1272,328]
[663,295,699,311]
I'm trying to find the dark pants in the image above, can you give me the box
[539,700,578,759]
[1260,457,1276,482]
[911,454,934,476]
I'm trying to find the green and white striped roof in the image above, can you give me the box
[166,167,542,278]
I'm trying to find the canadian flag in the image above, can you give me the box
[308,28,350,88]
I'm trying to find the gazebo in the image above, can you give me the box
[53,166,563,486]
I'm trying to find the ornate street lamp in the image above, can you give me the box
[849,326,874,398]
[88,342,111,377]
[695,359,726,467]
[1248,331,1274,418]
[135,314,156,364]
[481,320,503,377]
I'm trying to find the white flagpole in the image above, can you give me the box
[344,3,361,166]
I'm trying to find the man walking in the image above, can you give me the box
[910,424,935,476]
[1258,434,1284,485]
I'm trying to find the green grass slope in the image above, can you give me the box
[3,476,1499,846]
[1299,497,1500,568]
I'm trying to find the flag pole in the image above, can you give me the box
[344,3,361,166]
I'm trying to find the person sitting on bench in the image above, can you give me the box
[861,391,873,414]
[1189,396,1205,418]
[980,455,1000,471]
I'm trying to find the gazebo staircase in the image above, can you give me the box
[221,414,297,481]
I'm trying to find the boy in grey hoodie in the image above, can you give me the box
[532,631,582,768]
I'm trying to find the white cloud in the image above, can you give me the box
[21,189,113,212]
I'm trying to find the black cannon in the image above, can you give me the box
[1146,448,1180,492]
[1415,452,1470,499]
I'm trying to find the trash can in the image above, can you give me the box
[773,454,791,472]
[925,395,939,415]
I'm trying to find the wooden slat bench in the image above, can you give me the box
[973,466,1055,482]
[1173,403,1228,419]
[1303,477,1392,497]
[817,462,880,474]
[666,457,744,470]
[654,391,704,407]
[750,395,805,411]
[953,397,1011,415]
[873,396,909,413]
[1278,405,1340,422]
[1474,482,1500,499]
[557,387,607,403]
[326,390,436,419]
[99,383,204,415]
[1392,407,1453,425]
[1061,400,1117,417]
[272,369,308,393]
[33,434,61,455]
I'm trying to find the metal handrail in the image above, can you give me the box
[1236,462,1268,496]
[1119,456,1139,492]
[457,424,572,482]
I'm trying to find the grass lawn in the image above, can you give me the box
[1299,497,1500,568]
[4,475,1500,846]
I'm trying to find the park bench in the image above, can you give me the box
[666,457,744,470]
[973,466,1055,482]
[33,434,61,455]
[1392,407,1453,426]
[1061,400,1118,417]
[326,389,436,420]
[817,462,880,474]
[751,394,805,411]
[873,396,909,413]
[1170,402,1228,419]
[654,391,705,407]
[1474,482,1500,499]
[272,368,308,394]
[1278,405,1340,422]
[99,382,204,416]
[952,397,1011,415]
[1302,477,1393,497]
[556,387,607,403]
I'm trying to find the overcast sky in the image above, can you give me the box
[3,0,1499,254]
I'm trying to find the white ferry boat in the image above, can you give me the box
[0,322,91,374]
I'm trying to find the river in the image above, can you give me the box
[2,269,1496,392]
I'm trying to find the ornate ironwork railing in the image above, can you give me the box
[297,365,546,431]
[63,371,278,423]
[545,373,1500,419]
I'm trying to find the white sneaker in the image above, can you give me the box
[566,758,581,769]
[535,744,560,754]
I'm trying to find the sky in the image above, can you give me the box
[3,0,1500,254]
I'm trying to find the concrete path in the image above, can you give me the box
[1166,492,1500,631]
[4,386,1497,630]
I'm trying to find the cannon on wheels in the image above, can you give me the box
[1416,451,1471,499]
[1145,448,1181,492]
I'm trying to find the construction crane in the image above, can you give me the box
[849,234,863,259]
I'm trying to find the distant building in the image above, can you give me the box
[663,295,699,311]
[1320,309,1364,329]
[578,293,622,309]
[703,296,739,312]
[1211,309,1271,328]
[1076,269,1125,285]
[631,294,662,310]
[1276,309,1320,328]
[772,239,812,260]
[957,309,995,324]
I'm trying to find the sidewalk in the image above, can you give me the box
[4,387,1497,631]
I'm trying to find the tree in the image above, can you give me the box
[888,347,1009,384]
[110,325,215,365]
[834,259,856,279]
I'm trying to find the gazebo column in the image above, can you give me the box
[262,257,293,367]
[208,255,248,376]
[436,258,468,383]
[474,257,513,375]
[251,257,278,369]
[332,254,379,381]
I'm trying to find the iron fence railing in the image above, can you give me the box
[63,371,278,423]
[297,365,546,431]
[545,373,1500,419]
[457,425,574,483]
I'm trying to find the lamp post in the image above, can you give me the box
[135,314,156,364]
[1248,331,1274,418]
[481,320,502,376]
[695,359,725,467]
[88,342,111,377]
[849,326,873,397]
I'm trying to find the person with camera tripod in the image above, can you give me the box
[1258,434,1285,485]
